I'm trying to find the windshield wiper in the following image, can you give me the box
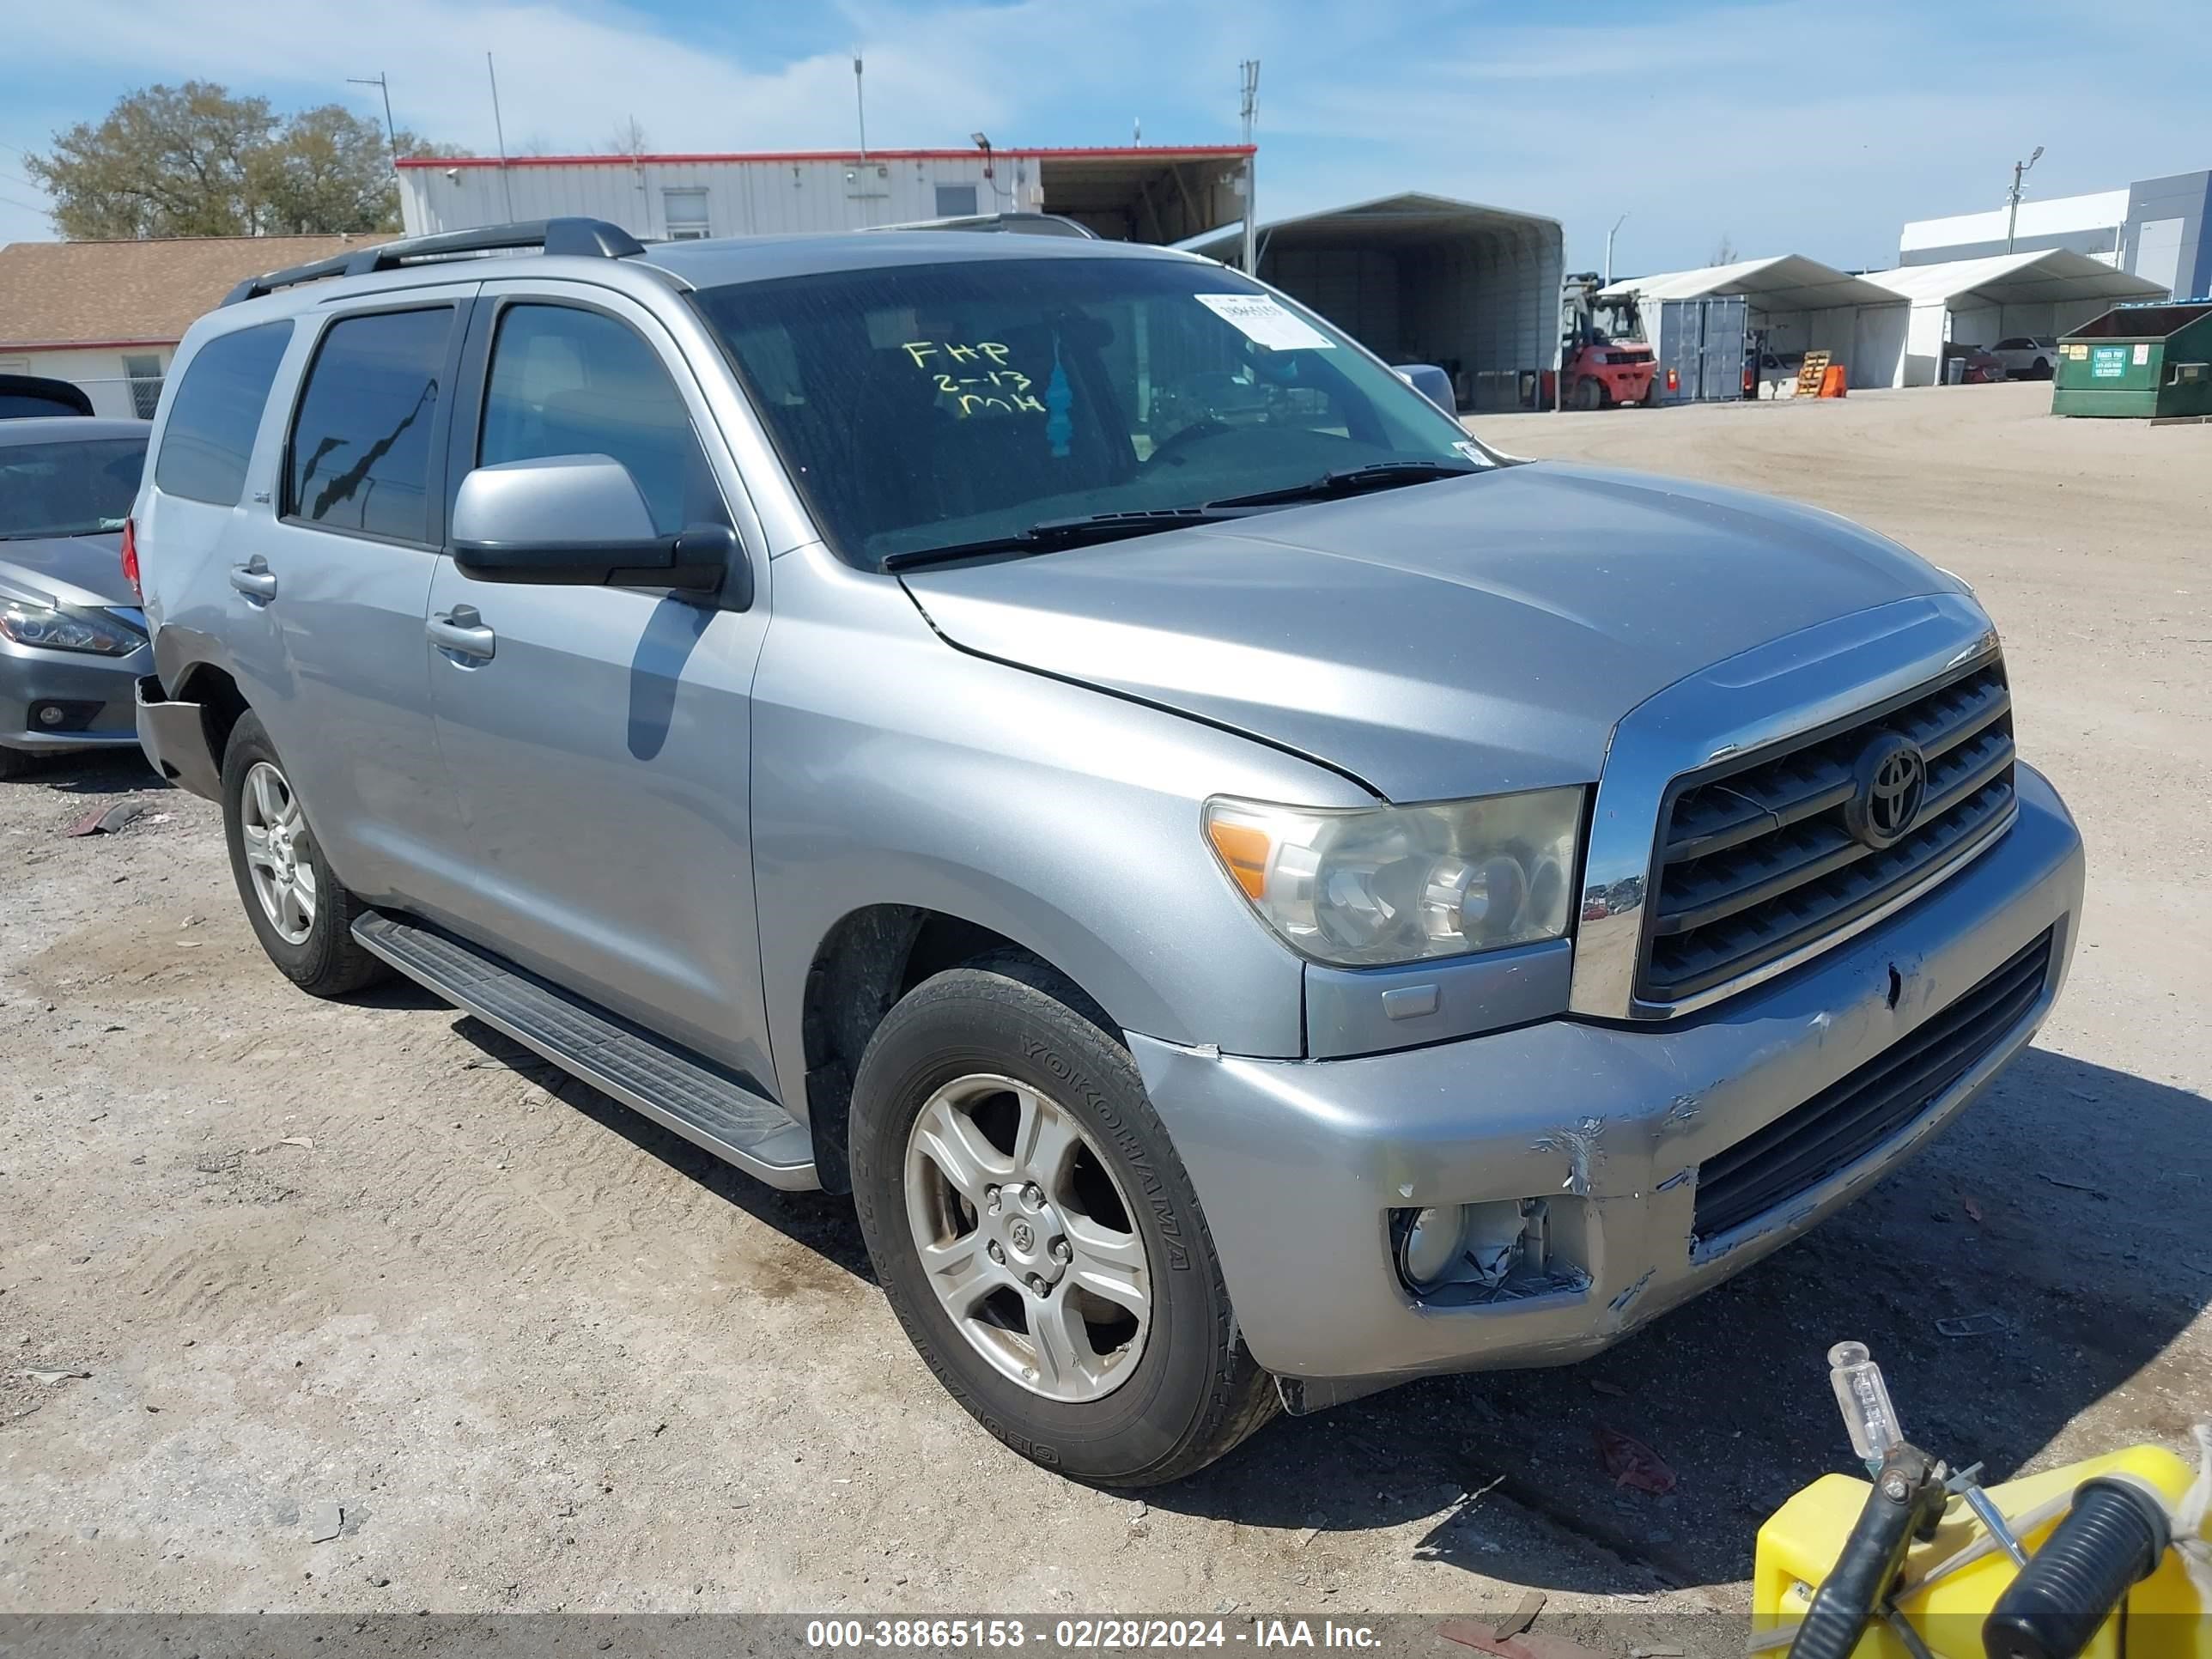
[881,507,1253,571]
[1204,460,1480,509]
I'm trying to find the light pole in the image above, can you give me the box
[1604,212,1628,287]
[2005,145,2044,253]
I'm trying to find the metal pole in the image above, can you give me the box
[486,52,515,222]
[1238,59,1259,276]
[1605,213,1627,287]
[854,55,866,159]
[2005,145,2043,254]
[349,74,399,162]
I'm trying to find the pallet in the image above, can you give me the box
[1795,350,1832,399]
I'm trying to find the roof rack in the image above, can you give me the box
[222,217,647,306]
[861,211,1099,240]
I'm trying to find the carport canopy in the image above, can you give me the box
[1601,254,1907,391]
[1863,249,2171,385]
[1598,253,1898,312]
[1186,192,1565,410]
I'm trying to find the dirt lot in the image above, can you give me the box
[3,382,2207,1629]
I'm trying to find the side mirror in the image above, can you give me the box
[451,455,736,597]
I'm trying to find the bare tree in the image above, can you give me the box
[601,116,649,156]
[1708,232,1739,267]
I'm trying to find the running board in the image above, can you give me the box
[352,910,817,1189]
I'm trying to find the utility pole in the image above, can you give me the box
[486,52,515,222]
[348,72,399,164]
[853,54,867,158]
[1237,59,1260,276]
[2005,144,2044,253]
[1605,212,1628,287]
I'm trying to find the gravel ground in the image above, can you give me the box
[2,382,2206,1632]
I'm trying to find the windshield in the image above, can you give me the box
[692,255,1489,568]
[0,436,147,539]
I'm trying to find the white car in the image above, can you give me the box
[1990,337,2057,380]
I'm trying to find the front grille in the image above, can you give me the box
[1640,659,2015,1004]
[1691,927,2053,1244]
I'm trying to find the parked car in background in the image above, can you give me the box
[134,220,2080,1486]
[1392,362,1459,416]
[1,418,151,778]
[1990,337,2057,380]
[1943,343,2009,385]
[0,374,95,420]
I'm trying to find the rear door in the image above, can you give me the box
[250,287,481,916]
[422,281,776,1088]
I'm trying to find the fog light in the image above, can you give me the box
[1394,1198,1549,1294]
[37,704,65,726]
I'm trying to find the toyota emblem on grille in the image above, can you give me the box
[1846,732,1928,850]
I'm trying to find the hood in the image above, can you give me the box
[0,532,134,610]
[899,463,1964,802]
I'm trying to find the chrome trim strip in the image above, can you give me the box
[1568,593,2002,1020]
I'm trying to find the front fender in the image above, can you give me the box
[750,545,1366,1122]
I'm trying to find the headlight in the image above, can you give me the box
[1204,787,1583,968]
[0,599,146,657]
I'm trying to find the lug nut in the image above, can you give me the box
[988,1241,1005,1264]
[1050,1239,1072,1265]
[1024,1183,1044,1206]
[1027,1274,1048,1297]
[985,1186,1001,1213]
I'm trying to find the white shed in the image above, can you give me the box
[1188,194,1565,411]
[1862,250,2172,386]
[1599,255,1907,391]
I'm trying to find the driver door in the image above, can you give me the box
[423,283,776,1091]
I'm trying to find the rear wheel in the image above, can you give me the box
[849,955,1276,1486]
[220,712,387,997]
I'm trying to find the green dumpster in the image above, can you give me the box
[2052,300,2212,419]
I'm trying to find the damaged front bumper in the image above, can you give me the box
[1129,763,2084,1408]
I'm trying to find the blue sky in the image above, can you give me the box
[2,0,2205,276]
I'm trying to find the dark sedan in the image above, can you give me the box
[1,417,151,778]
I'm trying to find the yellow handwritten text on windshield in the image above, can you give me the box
[902,341,1048,417]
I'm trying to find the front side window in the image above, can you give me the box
[0,436,147,538]
[692,255,1486,568]
[477,303,725,536]
[154,320,292,506]
[288,307,452,544]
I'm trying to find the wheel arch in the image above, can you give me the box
[796,902,1122,1195]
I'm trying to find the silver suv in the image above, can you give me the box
[131,218,2083,1486]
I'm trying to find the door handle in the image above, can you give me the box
[427,605,496,661]
[228,558,277,602]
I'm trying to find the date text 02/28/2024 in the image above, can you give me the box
[804,1618,1383,1650]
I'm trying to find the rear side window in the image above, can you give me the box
[152,321,292,505]
[288,307,453,544]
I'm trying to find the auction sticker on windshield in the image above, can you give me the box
[1194,293,1335,351]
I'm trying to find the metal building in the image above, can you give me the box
[1186,194,1565,410]
[1900,168,2209,298]
[395,146,1252,245]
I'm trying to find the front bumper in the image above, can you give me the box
[1131,763,2083,1401]
[0,638,149,756]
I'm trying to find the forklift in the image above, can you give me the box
[1558,272,1656,409]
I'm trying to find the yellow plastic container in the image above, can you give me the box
[1753,1445,2208,1659]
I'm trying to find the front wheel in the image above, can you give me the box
[220,712,387,997]
[849,956,1276,1486]
[1572,376,1605,410]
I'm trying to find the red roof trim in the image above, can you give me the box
[398,144,1255,171]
